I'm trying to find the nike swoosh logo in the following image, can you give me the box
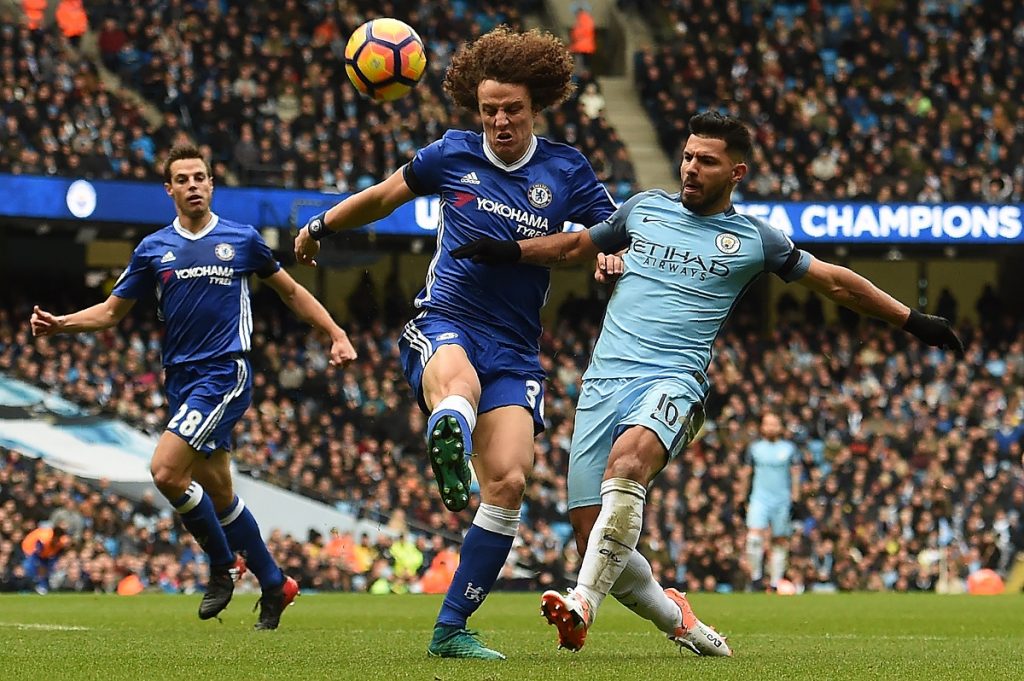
[601,534,635,551]
[641,216,664,223]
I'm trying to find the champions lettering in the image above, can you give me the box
[175,265,235,279]
[736,203,1023,242]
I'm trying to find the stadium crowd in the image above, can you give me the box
[1,277,1022,595]
[2,0,636,199]
[0,15,172,182]
[634,0,1024,203]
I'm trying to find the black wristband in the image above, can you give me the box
[306,211,329,241]
[902,308,926,334]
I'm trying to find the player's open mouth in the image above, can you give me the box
[495,132,513,144]
[683,182,701,193]
[187,195,203,205]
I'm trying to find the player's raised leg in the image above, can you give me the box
[150,432,238,620]
[428,405,533,660]
[418,342,480,512]
[193,451,298,630]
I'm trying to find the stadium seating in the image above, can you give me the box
[1,1,1021,595]
[0,21,165,180]
[2,280,1021,593]
[632,0,1024,203]
[3,1,636,199]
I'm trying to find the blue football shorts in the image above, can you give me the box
[399,311,546,434]
[746,498,792,537]
[568,375,705,510]
[164,355,251,456]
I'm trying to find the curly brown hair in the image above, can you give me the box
[443,25,576,112]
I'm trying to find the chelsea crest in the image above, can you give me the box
[214,243,236,261]
[527,183,553,209]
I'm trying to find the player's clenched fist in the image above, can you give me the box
[329,331,358,366]
[294,210,328,267]
[30,305,63,337]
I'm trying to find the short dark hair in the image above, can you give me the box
[688,111,753,160]
[163,144,211,183]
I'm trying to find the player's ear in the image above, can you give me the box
[164,182,173,196]
[732,162,748,184]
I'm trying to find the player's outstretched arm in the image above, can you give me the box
[262,269,357,366]
[451,230,601,267]
[30,296,135,337]
[294,169,417,267]
[798,257,964,355]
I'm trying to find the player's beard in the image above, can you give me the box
[680,179,730,214]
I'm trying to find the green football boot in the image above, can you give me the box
[428,415,473,512]
[427,624,506,660]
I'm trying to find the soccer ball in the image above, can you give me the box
[344,18,427,102]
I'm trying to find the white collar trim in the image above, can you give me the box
[173,212,219,241]
[482,135,537,172]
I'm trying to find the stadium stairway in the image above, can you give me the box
[544,0,675,191]
[596,75,677,191]
[76,27,243,186]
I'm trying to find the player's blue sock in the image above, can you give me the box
[218,495,284,589]
[436,504,519,628]
[172,481,234,567]
[427,395,477,455]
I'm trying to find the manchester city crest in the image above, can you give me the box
[214,243,236,261]
[715,233,741,254]
[527,183,553,209]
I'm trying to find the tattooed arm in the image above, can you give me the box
[797,257,910,325]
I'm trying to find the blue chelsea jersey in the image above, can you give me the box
[111,213,280,367]
[404,130,615,351]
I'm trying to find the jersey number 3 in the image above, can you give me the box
[525,380,544,418]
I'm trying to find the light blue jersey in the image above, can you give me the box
[748,438,800,506]
[586,190,811,385]
[567,191,811,510]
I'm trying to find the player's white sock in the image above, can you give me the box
[574,477,646,622]
[769,544,788,587]
[611,549,681,634]
[432,395,477,431]
[746,532,765,583]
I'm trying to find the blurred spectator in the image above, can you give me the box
[570,3,597,71]
[21,524,69,593]
[55,0,88,45]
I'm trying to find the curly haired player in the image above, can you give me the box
[295,26,618,659]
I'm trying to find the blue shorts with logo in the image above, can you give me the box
[746,498,792,537]
[164,355,251,456]
[399,312,546,434]
[568,375,705,510]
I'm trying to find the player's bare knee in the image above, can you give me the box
[150,465,188,499]
[605,451,649,485]
[480,472,526,507]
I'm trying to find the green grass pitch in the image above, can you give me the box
[1,592,1021,680]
